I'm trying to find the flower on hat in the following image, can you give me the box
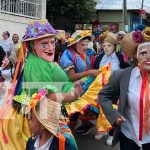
[23,19,59,41]
[68,38,76,45]
[132,31,143,43]
[80,30,92,37]
[28,89,46,110]
[142,27,150,41]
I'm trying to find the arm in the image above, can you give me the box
[47,80,83,103]
[67,68,99,81]
[67,68,91,81]
[98,71,122,126]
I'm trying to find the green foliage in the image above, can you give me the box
[46,0,96,29]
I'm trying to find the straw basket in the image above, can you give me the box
[122,31,139,58]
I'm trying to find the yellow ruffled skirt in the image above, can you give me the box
[65,64,113,132]
[0,106,31,150]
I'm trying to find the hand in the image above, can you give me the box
[88,69,99,77]
[115,116,126,125]
[73,80,84,99]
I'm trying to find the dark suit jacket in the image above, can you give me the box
[26,136,74,150]
[94,51,130,69]
[98,66,134,146]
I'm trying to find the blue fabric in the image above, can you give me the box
[60,49,86,73]
[60,49,95,73]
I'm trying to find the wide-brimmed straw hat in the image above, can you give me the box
[121,27,150,58]
[68,30,92,47]
[34,97,62,137]
[104,32,120,45]
[23,19,60,41]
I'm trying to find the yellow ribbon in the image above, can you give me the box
[68,38,76,45]
[80,30,92,37]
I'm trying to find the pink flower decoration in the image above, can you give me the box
[132,31,143,43]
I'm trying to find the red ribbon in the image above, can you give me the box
[139,69,149,141]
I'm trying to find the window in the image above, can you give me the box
[0,0,40,18]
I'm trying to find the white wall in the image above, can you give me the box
[0,13,35,39]
[0,0,47,40]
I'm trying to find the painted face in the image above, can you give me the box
[76,39,89,54]
[103,41,115,56]
[137,45,150,72]
[34,36,55,62]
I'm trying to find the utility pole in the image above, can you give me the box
[123,0,128,32]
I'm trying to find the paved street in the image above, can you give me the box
[74,128,120,150]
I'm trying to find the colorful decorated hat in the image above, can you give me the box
[68,30,92,47]
[26,90,62,137]
[121,27,150,58]
[34,97,62,137]
[23,19,60,41]
[104,32,120,45]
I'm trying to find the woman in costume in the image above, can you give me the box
[99,27,150,150]
[0,19,82,150]
[60,31,118,137]
[60,30,99,134]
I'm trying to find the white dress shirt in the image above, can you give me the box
[99,52,121,73]
[34,135,54,150]
[121,67,150,147]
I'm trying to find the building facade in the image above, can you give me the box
[0,0,46,38]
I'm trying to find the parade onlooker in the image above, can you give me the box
[9,34,20,60]
[98,28,150,150]
[0,31,12,54]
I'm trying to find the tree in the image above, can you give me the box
[46,0,96,31]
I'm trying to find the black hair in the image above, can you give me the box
[3,31,10,38]
[12,34,19,39]
[81,36,91,41]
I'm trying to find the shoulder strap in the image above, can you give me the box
[67,49,77,69]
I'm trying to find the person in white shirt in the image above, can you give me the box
[94,32,130,144]
[0,31,12,54]
[98,28,150,150]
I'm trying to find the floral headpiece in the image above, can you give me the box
[122,27,150,58]
[23,19,60,41]
[68,30,92,46]
[28,89,47,111]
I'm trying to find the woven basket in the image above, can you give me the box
[121,31,139,58]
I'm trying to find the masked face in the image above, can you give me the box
[137,45,150,72]
[33,36,55,62]
[103,41,115,56]
[76,39,89,54]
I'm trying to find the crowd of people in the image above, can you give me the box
[0,19,149,150]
